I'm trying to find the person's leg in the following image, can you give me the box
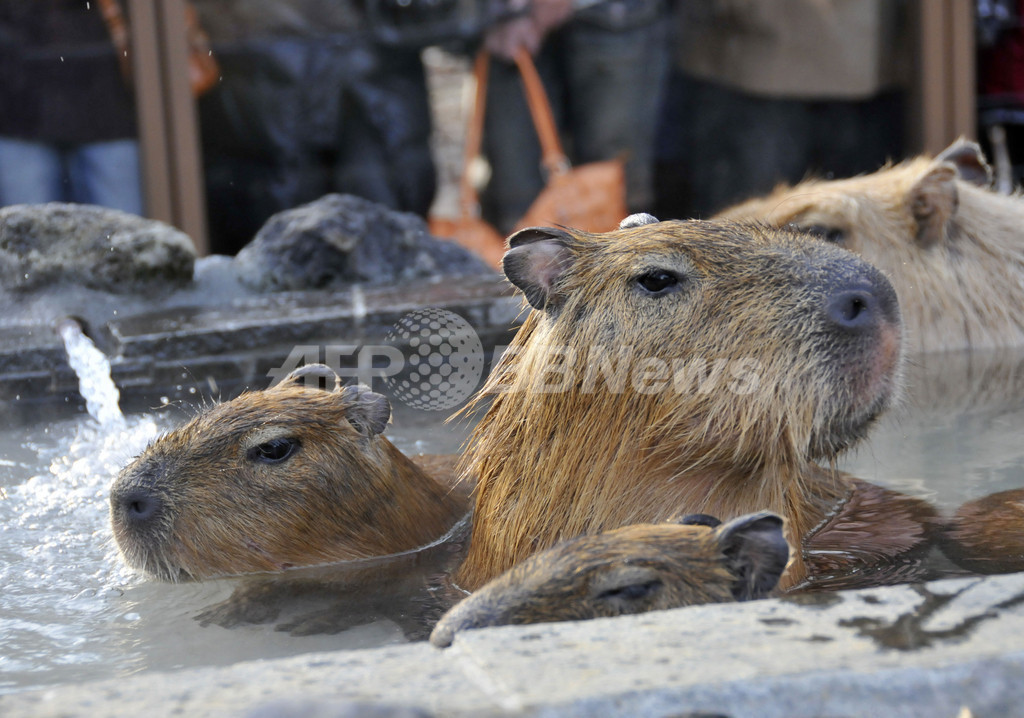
[0,137,65,205]
[681,79,809,215]
[564,18,670,213]
[70,138,144,214]
[481,40,568,234]
[810,91,906,180]
[335,49,437,216]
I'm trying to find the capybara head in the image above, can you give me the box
[457,218,902,589]
[431,512,789,647]
[110,365,464,581]
[719,139,1024,353]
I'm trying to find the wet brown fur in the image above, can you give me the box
[456,220,925,591]
[430,512,788,646]
[941,488,1024,575]
[719,141,1024,353]
[110,377,467,581]
[434,524,736,645]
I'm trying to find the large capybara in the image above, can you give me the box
[456,217,937,592]
[717,139,1024,353]
[110,365,468,581]
[430,512,789,647]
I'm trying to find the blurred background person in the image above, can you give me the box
[654,0,909,219]
[0,0,143,214]
[977,0,1024,191]
[478,0,672,233]
[192,0,437,254]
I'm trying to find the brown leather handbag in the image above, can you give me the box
[428,50,508,269]
[97,0,221,98]
[511,48,628,233]
[430,48,628,268]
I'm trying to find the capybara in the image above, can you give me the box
[430,512,789,647]
[718,139,1024,353]
[456,217,937,591]
[110,365,467,581]
[941,488,1024,575]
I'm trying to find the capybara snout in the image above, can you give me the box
[719,139,1024,352]
[111,365,465,581]
[111,459,171,540]
[823,273,899,336]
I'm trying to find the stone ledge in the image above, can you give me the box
[0,276,520,408]
[104,275,518,361]
[3,573,1022,718]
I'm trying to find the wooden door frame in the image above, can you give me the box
[912,0,976,154]
[128,0,209,255]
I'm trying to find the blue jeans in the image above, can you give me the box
[0,137,144,215]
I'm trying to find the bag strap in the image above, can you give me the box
[458,50,491,219]
[95,0,219,98]
[513,47,571,177]
[456,47,569,218]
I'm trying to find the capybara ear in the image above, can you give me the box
[502,227,576,311]
[672,513,722,528]
[278,364,340,391]
[338,384,391,436]
[619,213,659,229]
[936,137,993,188]
[714,511,790,601]
[908,164,958,248]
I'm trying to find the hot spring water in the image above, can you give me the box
[2,333,1024,694]
[0,322,469,694]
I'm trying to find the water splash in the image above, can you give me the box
[57,318,124,428]
[0,411,165,692]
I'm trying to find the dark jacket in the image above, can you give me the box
[0,0,136,143]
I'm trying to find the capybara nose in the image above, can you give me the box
[826,289,878,330]
[116,487,163,527]
[824,274,898,333]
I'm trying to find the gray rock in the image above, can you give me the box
[0,203,196,293]
[234,194,492,292]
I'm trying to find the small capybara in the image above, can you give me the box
[110,365,467,581]
[718,139,1024,353]
[430,512,789,647]
[456,217,937,591]
[941,488,1024,575]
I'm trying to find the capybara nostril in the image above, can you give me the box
[824,264,899,334]
[118,488,163,526]
[826,289,877,331]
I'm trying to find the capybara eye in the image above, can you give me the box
[596,579,662,602]
[636,270,681,295]
[246,437,300,464]
[795,224,846,245]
